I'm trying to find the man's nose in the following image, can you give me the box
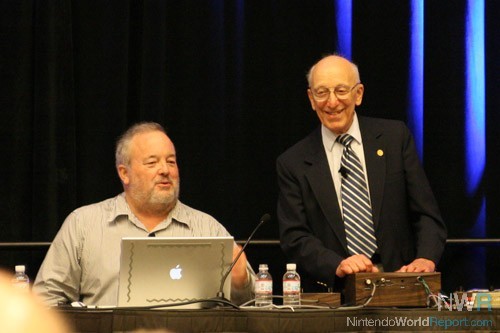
[158,161,170,174]
[326,91,340,106]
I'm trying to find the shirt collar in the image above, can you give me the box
[106,193,131,223]
[107,193,191,229]
[321,112,362,151]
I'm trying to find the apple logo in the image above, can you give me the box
[169,264,182,280]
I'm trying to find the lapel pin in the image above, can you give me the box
[377,149,384,156]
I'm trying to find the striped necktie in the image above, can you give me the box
[337,134,377,257]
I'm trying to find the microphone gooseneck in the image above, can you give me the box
[216,213,271,301]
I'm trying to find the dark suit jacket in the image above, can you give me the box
[276,116,447,291]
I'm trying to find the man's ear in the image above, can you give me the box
[307,89,317,111]
[117,164,130,185]
[355,84,364,106]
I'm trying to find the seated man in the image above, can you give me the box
[33,122,254,306]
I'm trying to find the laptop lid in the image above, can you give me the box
[118,236,233,308]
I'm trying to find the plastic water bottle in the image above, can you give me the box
[255,264,273,307]
[12,265,30,292]
[282,263,300,306]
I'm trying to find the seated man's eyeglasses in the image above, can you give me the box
[310,83,361,102]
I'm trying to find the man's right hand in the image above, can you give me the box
[335,254,379,278]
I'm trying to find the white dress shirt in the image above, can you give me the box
[321,113,372,212]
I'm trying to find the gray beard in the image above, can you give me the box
[130,183,180,215]
[148,188,179,213]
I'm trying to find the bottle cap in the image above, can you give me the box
[259,264,269,270]
[15,265,25,273]
[286,263,296,271]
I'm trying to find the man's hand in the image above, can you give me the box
[396,258,435,273]
[230,244,249,289]
[335,254,379,278]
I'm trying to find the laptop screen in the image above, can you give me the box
[118,236,233,308]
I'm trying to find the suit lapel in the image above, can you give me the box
[304,129,348,251]
[359,117,386,229]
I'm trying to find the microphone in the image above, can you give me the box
[216,213,271,302]
[339,166,349,178]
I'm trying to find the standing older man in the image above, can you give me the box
[277,55,447,291]
[34,122,254,306]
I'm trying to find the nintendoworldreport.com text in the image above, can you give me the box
[346,316,493,330]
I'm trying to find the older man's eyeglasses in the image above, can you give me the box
[310,83,361,102]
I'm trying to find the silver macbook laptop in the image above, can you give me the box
[118,236,233,308]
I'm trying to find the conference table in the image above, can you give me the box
[60,306,499,332]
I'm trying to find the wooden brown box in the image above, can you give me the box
[344,272,441,307]
[301,292,341,307]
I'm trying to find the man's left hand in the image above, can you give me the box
[396,258,435,273]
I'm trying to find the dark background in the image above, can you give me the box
[1,1,499,295]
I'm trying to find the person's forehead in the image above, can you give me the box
[131,131,175,156]
[311,57,355,86]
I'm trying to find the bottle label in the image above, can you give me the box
[283,280,300,294]
[255,280,273,294]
